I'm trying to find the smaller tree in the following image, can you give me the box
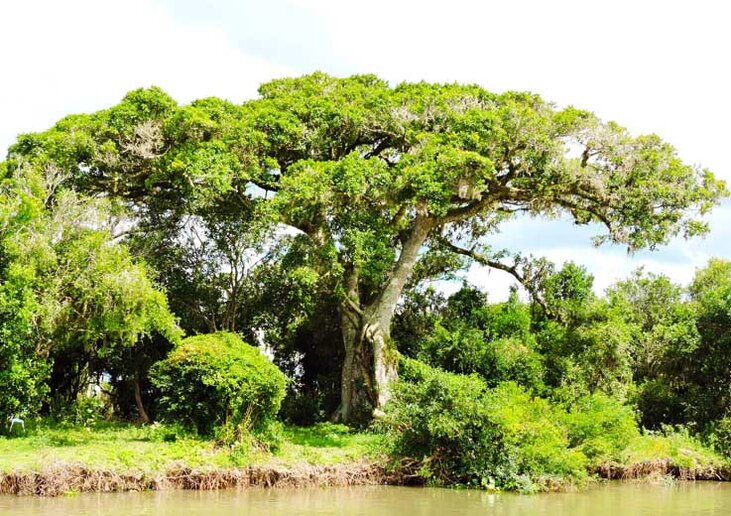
[0,162,178,420]
[151,332,286,436]
[683,259,731,428]
[407,286,544,391]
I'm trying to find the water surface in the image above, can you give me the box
[2,482,731,515]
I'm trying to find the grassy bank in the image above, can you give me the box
[592,433,731,481]
[0,422,383,474]
[1,422,730,496]
[0,422,388,495]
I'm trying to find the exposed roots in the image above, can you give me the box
[6,459,731,496]
[592,460,731,481]
[0,463,387,497]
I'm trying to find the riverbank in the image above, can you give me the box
[2,422,730,496]
[4,460,731,497]
[0,422,389,495]
[592,432,731,481]
[593,460,731,481]
[0,463,387,496]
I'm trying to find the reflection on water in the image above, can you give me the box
[2,482,731,516]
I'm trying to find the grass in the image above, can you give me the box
[1,420,726,485]
[275,423,385,466]
[0,423,230,473]
[619,431,726,469]
[0,421,383,474]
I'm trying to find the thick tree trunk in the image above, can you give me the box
[336,303,377,424]
[134,371,151,424]
[335,216,433,424]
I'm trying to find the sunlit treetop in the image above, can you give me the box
[3,72,727,421]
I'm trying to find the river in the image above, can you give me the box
[2,482,730,515]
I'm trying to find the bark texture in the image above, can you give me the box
[335,217,433,423]
[134,371,151,424]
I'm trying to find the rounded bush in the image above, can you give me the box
[150,332,286,436]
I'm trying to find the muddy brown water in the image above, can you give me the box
[2,482,731,515]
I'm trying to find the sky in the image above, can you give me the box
[1,0,729,300]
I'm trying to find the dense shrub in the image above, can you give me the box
[62,395,111,428]
[635,379,686,429]
[707,417,731,458]
[0,354,49,424]
[385,358,586,491]
[418,322,487,374]
[486,337,545,392]
[150,332,286,436]
[418,324,544,392]
[279,389,327,426]
[484,383,586,485]
[561,392,639,461]
[388,358,508,487]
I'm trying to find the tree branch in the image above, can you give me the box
[435,236,555,317]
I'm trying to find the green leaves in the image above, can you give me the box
[387,359,588,491]
[0,163,179,418]
[151,332,286,437]
[6,74,724,314]
[2,73,726,428]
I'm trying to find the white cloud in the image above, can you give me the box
[0,0,292,154]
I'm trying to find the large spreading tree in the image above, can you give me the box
[5,73,726,423]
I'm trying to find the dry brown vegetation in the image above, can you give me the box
[593,460,731,481]
[0,463,388,496]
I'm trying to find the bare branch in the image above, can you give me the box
[435,235,555,318]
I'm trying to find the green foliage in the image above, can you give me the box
[485,382,587,486]
[6,73,725,426]
[61,395,111,429]
[541,262,595,323]
[635,379,685,430]
[487,337,545,392]
[0,165,178,418]
[279,391,324,427]
[150,332,286,437]
[392,286,446,359]
[407,286,544,392]
[609,261,731,430]
[386,359,586,491]
[706,417,731,458]
[387,359,512,487]
[620,427,726,469]
[569,317,635,399]
[2,74,730,478]
[685,259,731,427]
[536,294,636,400]
[418,322,488,375]
[561,393,640,462]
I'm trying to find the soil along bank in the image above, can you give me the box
[0,463,387,496]
[5,460,731,496]
[593,461,731,481]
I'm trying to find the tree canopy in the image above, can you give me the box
[3,73,726,423]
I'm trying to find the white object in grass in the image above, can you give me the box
[8,415,24,433]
